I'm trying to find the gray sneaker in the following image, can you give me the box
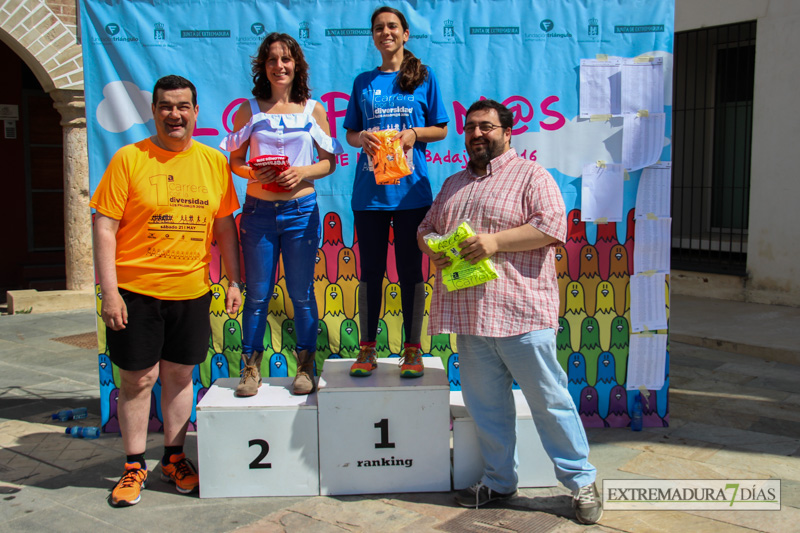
[455,481,517,509]
[573,482,603,524]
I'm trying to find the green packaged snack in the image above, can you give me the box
[424,221,499,291]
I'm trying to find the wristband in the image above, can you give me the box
[410,127,418,141]
[228,280,243,290]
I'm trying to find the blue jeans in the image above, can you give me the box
[240,194,320,354]
[459,329,596,493]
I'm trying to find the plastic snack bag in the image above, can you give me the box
[424,221,499,291]
[371,129,412,185]
[248,154,291,192]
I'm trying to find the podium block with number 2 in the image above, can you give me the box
[317,358,451,495]
[196,377,319,498]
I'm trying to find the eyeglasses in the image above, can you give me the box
[463,122,504,134]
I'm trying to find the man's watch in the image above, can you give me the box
[228,280,243,290]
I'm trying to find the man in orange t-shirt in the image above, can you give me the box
[90,75,242,507]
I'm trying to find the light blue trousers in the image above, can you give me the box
[459,329,597,492]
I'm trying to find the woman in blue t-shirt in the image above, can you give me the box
[344,6,449,378]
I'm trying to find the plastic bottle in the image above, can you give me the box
[65,426,100,439]
[630,393,643,431]
[51,407,88,421]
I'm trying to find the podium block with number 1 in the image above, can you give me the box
[317,358,451,495]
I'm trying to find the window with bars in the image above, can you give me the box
[671,21,756,274]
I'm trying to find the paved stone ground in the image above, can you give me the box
[0,305,798,532]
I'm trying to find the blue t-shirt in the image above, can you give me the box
[344,66,449,211]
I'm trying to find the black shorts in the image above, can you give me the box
[107,289,212,372]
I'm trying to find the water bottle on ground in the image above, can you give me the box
[630,393,643,431]
[65,426,100,439]
[52,407,88,421]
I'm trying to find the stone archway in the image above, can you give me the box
[1,0,91,291]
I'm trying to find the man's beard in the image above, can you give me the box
[467,137,504,168]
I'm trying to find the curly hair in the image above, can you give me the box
[370,6,428,93]
[251,33,311,103]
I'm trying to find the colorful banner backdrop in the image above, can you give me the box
[81,0,674,431]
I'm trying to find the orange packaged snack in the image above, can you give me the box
[248,155,291,192]
[372,129,412,185]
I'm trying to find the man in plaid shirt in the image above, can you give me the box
[418,100,601,524]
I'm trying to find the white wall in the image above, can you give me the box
[676,0,800,306]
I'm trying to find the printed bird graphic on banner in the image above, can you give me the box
[563,281,587,350]
[321,212,344,281]
[105,387,120,433]
[643,389,666,427]
[595,352,617,419]
[579,316,603,386]
[605,385,630,428]
[275,256,294,319]
[385,221,398,284]
[578,386,606,427]
[577,244,601,315]
[209,282,227,350]
[624,208,635,275]
[210,352,229,383]
[280,318,298,364]
[555,246,569,316]
[260,318,276,360]
[99,354,115,428]
[222,318,242,376]
[567,352,588,404]
[375,318,392,358]
[565,209,588,280]
[608,244,629,316]
[209,282,227,317]
[199,334,214,387]
[337,247,359,318]
[594,221,620,280]
[556,317,572,372]
[269,352,288,377]
[314,249,329,317]
[381,282,404,354]
[322,282,346,354]
[316,321,332,364]
[339,318,360,359]
[268,285,288,352]
[594,281,616,351]
[421,282,433,354]
[448,352,461,391]
[609,316,630,384]
[430,333,453,360]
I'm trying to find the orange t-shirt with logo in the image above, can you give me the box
[90,139,240,300]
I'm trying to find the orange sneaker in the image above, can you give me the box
[350,345,378,376]
[110,462,147,507]
[399,346,424,378]
[160,453,199,494]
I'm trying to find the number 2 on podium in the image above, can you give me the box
[249,439,272,469]
[374,418,395,449]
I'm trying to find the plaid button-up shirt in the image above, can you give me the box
[418,148,567,337]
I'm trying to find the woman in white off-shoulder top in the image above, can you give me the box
[220,32,342,397]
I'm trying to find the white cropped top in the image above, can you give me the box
[220,98,343,184]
